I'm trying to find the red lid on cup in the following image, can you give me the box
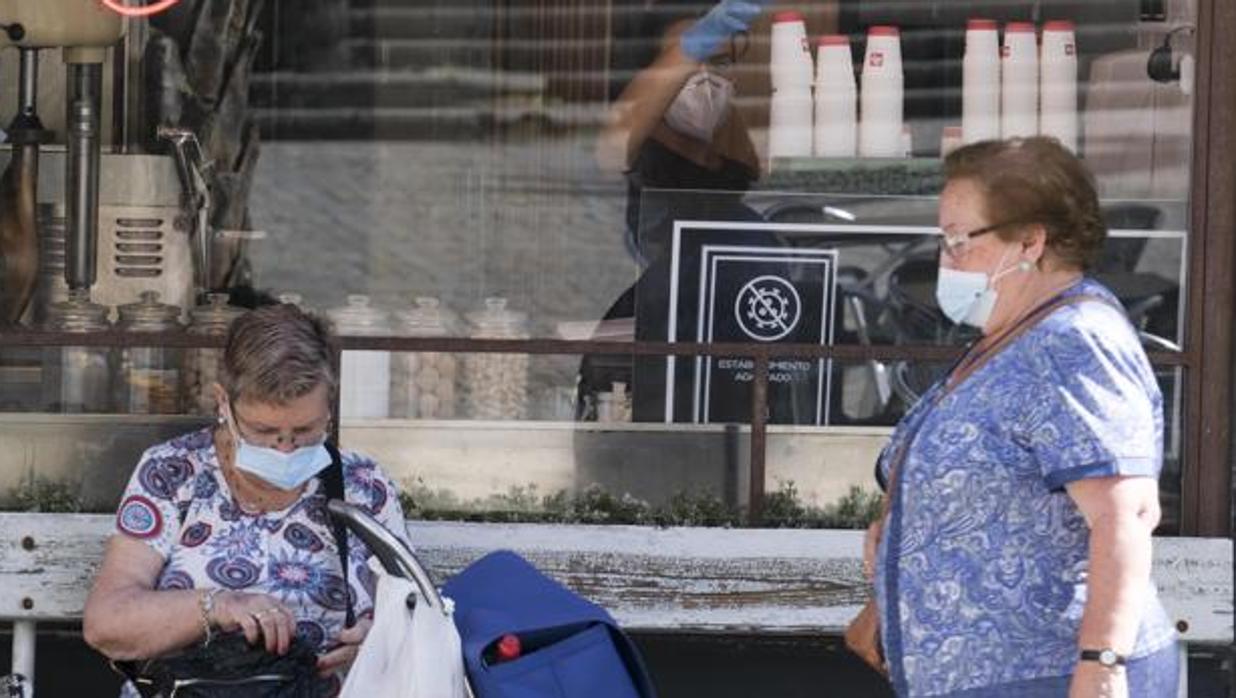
[967,19,997,31]
[868,25,899,37]
[773,10,804,23]
[1043,20,1076,32]
[818,34,850,46]
[1005,22,1036,33]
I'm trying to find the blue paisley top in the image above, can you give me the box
[873,278,1177,697]
[113,427,410,655]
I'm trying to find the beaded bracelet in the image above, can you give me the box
[198,588,222,646]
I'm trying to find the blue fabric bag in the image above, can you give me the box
[442,550,657,698]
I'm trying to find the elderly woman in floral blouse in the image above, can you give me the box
[84,303,409,695]
[863,137,1179,698]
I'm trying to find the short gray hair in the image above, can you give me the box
[221,303,337,405]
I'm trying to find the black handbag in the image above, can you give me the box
[120,632,333,698]
[116,444,356,697]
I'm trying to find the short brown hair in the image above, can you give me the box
[943,137,1106,270]
[222,303,337,405]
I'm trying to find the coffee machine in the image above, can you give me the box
[0,0,200,324]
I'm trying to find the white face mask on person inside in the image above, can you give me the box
[663,67,734,142]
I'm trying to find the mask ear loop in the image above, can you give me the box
[989,242,1038,288]
[217,399,246,451]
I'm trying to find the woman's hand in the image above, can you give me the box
[862,518,884,583]
[211,591,297,655]
[1068,662,1129,698]
[316,617,373,677]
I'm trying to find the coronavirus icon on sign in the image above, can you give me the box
[735,275,801,341]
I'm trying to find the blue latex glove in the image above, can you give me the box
[680,0,768,62]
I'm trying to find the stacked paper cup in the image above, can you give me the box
[768,11,814,158]
[961,18,1000,144]
[1000,21,1038,139]
[859,25,904,158]
[770,10,813,89]
[1039,20,1078,152]
[813,34,857,157]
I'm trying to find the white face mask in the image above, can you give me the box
[663,68,734,142]
[935,247,1027,328]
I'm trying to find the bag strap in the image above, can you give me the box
[322,442,356,628]
[879,291,1116,514]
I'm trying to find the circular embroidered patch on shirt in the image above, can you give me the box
[117,495,163,539]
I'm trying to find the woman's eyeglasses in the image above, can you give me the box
[938,220,1026,261]
[231,406,331,450]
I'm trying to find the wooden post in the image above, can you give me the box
[11,619,35,697]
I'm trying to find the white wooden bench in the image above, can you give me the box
[1,513,1230,696]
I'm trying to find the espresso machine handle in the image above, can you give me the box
[158,126,215,298]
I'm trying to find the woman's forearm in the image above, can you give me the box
[84,587,206,660]
[1077,511,1154,654]
[596,31,699,171]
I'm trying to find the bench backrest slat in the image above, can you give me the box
[1,514,1230,645]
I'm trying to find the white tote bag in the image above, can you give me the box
[340,563,469,698]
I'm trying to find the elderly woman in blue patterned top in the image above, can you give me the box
[862,137,1179,698]
[83,303,409,694]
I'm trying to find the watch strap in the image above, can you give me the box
[1079,649,1128,667]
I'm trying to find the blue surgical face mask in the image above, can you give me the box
[223,407,332,491]
[935,248,1024,328]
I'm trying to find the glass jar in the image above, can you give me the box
[390,297,458,419]
[41,290,113,413]
[462,297,529,420]
[116,290,183,414]
[181,293,243,415]
[327,294,391,419]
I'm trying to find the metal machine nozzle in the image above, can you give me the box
[65,62,102,291]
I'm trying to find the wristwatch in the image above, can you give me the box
[1079,648,1128,668]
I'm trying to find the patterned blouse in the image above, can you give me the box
[112,427,409,674]
[873,278,1177,697]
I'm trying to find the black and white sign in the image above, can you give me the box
[652,221,840,425]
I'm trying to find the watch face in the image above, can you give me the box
[1099,649,1119,667]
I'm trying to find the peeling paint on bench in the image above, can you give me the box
[1,514,1230,645]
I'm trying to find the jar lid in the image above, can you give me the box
[466,297,527,338]
[117,290,182,331]
[187,293,243,334]
[394,296,450,337]
[45,289,111,332]
[327,294,391,335]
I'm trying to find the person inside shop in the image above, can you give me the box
[859,137,1179,696]
[596,0,765,266]
[581,0,776,419]
[83,302,410,695]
